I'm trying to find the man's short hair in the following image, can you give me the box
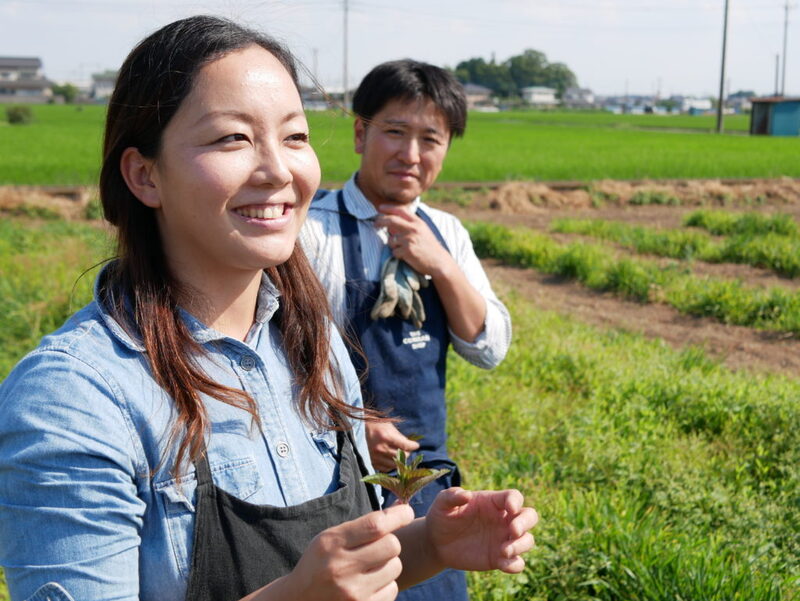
[352,59,467,139]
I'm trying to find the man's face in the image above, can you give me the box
[354,97,450,208]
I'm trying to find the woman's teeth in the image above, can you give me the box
[236,205,284,219]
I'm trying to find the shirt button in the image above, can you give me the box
[276,441,290,458]
[240,355,256,371]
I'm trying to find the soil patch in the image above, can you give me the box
[482,177,800,213]
[442,178,800,376]
[485,260,800,376]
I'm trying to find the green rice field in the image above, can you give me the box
[1,104,798,185]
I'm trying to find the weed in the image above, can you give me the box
[629,190,680,206]
[5,105,32,125]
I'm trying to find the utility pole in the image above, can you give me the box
[312,48,318,83]
[781,0,790,95]
[775,54,780,95]
[342,0,349,112]
[716,0,730,133]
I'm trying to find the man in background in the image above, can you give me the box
[301,59,511,600]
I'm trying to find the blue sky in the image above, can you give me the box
[1,0,797,97]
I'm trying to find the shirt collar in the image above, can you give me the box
[95,264,281,351]
[343,173,421,220]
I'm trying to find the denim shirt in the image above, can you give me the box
[0,268,372,601]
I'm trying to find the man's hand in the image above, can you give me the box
[374,204,487,342]
[366,420,420,472]
[425,488,538,573]
[374,205,455,279]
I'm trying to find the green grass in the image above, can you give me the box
[0,104,104,185]
[482,109,752,132]
[3,105,799,185]
[553,216,800,278]
[451,295,800,600]
[468,221,800,331]
[685,209,800,237]
[0,219,111,378]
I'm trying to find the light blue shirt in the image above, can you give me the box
[0,266,372,601]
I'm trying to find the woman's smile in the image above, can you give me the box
[233,203,294,228]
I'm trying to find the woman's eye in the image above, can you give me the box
[286,132,309,144]
[218,133,248,143]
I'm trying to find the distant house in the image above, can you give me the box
[750,96,800,136]
[562,87,595,109]
[727,91,753,113]
[681,97,713,114]
[520,86,558,108]
[462,83,495,110]
[91,70,118,101]
[0,57,52,104]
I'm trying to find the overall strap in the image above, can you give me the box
[416,207,451,254]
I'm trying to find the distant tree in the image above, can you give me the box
[454,57,516,97]
[455,49,577,99]
[505,49,548,88]
[542,62,577,97]
[51,83,79,104]
[657,98,680,112]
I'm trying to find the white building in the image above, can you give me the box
[681,97,713,113]
[91,70,118,102]
[0,57,51,103]
[520,86,558,107]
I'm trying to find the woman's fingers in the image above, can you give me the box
[338,504,415,550]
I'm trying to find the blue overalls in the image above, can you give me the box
[336,191,470,600]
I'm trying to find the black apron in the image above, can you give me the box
[184,428,380,601]
[336,191,469,601]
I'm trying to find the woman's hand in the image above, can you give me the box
[276,504,415,601]
[425,488,538,573]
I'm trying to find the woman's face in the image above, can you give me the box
[145,45,320,281]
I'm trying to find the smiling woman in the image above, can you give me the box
[0,14,537,601]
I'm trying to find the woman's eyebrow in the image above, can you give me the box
[193,109,306,127]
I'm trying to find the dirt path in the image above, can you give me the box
[441,179,800,376]
[484,260,800,376]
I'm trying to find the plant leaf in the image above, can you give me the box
[362,451,450,504]
[402,468,451,499]
[361,473,404,498]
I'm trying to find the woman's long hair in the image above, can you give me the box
[100,15,370,474]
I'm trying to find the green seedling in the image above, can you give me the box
[361,449,450,504]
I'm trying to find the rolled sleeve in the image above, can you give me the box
[448,295,512,369]
[447,218,512,369]
[0,350,145,601]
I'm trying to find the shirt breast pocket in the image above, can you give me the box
[154,456,263,578]
[311,429,340,465]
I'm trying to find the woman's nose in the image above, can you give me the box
[252,143,292,187]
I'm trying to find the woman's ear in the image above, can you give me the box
[354,117,367,155]
[120,147,161,208]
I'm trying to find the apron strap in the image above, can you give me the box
[194,451,214,487]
